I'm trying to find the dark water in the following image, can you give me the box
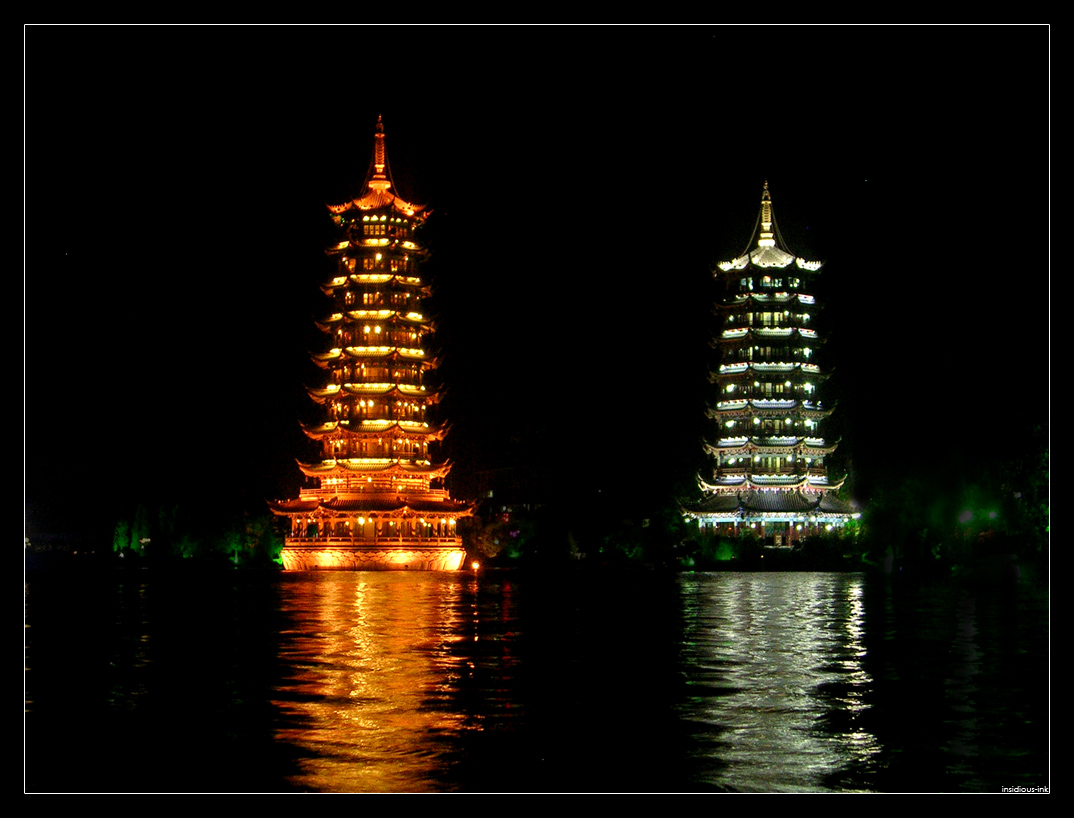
[24,568,1049,793]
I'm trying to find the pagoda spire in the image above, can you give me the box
[326,116,425,219]
[367,115,392,193]
[718,182,804,271]
[758,181,775,248]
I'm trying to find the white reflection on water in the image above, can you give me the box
[676,573,880,792]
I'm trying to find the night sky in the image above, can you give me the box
[24,25,1049,543]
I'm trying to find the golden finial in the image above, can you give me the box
[759,182,775,248]
[368,115,391,192]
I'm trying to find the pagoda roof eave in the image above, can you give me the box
[320,274,430,292]
[699,473,838,493]
[703,437,835,456]
[306,384,341,401]
[715,253,824,273]
[269,498,320,515]
[684,488,852,519]
[714,362,828,378]
[341,346,433,363]
[300,419,444,440]
[713,294,822,311]
[821,474,848,492]
[271,495,473,518]
[714,328,825,344]
[344,311,432,330]
[307,347,438,368]
[338,383,432,400]
[326,191,427,219]
[297,458,453,478]
[707,400,835,419]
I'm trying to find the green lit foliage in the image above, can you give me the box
[209,513,286,568]
[460,515,524,561]
[173,533,200,560]
[217,528,244,566]
[131,503,150,554]
[706,537,737,562]
[240,513,285,567]
[688,533,762,568]
[989,426,1049,554]
[111,517,130,554]
[795,534,849,569]
[587,494,690,567]
[599,518,645,563]
[860,426,1048,576]
[824,516,865,562]
[109,503,285,568]
[112,503,151,556]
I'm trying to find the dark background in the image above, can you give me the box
[24,25,1049,543]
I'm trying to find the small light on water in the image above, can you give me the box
[471,561,480,571]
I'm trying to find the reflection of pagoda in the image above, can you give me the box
[685,184,856,545]
[270,117,471,570]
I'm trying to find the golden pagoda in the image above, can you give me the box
[685,183,857,545]
[270,117,471,570]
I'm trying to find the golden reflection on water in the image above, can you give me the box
[274,572,472,793]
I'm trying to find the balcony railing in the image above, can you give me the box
[286,534,461,547]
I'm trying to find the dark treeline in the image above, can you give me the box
[27,503,287,571]
[463,425,1049,582]
[28,427,1047,583]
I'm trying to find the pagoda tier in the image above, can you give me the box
[707,399,834,421]
[714,328,824,345]
[684,183,857,545]
[703,437,840,458]
[689,491,854,524]
[300,420,449,441]
[270,117,472,571]
[271,495,469,514]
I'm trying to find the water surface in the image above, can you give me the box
[25,569,1048,792]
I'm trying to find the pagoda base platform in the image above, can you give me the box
[281,542,466,572]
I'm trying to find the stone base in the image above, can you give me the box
[281,545,466,572]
